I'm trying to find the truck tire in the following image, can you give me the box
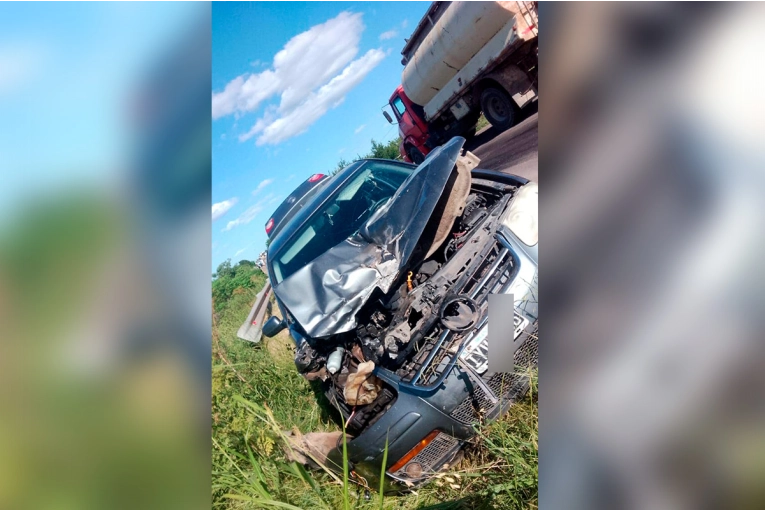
[407,145,426,165]
[480,87,516,131]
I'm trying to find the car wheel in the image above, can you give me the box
[407,145,426,165]
[480,86,516,131]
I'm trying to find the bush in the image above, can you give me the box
[212,259,267,312]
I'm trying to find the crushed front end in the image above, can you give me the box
[266,137,538,488]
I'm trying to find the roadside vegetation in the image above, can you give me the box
[212,259,538,509]
[331,116,490,176]
[333,137,403,174]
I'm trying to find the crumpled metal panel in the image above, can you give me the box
[274,137,466,339]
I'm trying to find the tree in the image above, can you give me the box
[212,258,266,312]
[213,259,234,279]
[368,137,401,160]
[331,137,402,175]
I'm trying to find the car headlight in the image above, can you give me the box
[501,182,538,246]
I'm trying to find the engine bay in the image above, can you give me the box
[292,178,519,434]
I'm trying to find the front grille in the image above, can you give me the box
[450,322,538,424]
[449,381,495,424]
[406,236,515,388]
[390,432,461,480]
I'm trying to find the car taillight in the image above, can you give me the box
[308,173,324,183]
[265,218,274,234]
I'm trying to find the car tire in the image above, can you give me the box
[480,86,516,131]
[407,145,426,165]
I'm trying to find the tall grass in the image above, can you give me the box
[212,282,538,509]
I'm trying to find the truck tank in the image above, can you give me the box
[401,1,517,107]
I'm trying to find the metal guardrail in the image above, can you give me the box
[236,279,273,343]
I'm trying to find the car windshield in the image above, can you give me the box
[271,161,412,284]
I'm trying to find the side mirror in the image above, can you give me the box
[262,316,287,337]
[382,110,393,124]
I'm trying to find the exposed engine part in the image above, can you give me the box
[356,309,390,363]
[361,336,384,364]
[415,260,441,285]
[326,346,345,374]
[439,295,479,332]
[295,341,324,373]
[461,196,489,231]
[384,321,412,360]
[351,344,366,363]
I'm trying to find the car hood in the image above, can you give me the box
[273,137,466,339]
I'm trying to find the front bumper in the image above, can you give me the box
[327,227,538,489]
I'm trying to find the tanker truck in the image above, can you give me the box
[383,1,538,164]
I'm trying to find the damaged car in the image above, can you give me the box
[261,136,538,489]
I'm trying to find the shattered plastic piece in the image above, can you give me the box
[343,361,382,406]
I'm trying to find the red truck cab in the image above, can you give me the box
[387,85,430,164]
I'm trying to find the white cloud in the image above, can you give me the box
[379,30,398,41]
[252,178,274,195]
[247,48,385,145]
[212,71,280,120]
[212,197,238,221]
[222,194,275,232]
[354,124,366,134]
[234,248,247,257]
[401,19,409,29]
[213,12,385,145]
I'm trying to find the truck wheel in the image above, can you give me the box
[407,145,426,165]
[480,87,516,131]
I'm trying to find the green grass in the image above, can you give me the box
[212,282,538,509]
[475,114,491,133]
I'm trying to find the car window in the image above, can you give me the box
[392,96,406,117]
[271,161,412,284]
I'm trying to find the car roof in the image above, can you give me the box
[267,174,330,239]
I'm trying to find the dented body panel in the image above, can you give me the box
[271,137,464,339]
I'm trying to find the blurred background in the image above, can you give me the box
[541,3,765,510]
[4,2,765,509]
[0,3,211,509]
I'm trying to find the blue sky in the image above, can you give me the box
[212,2,430,271]
[0,3,206,223]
